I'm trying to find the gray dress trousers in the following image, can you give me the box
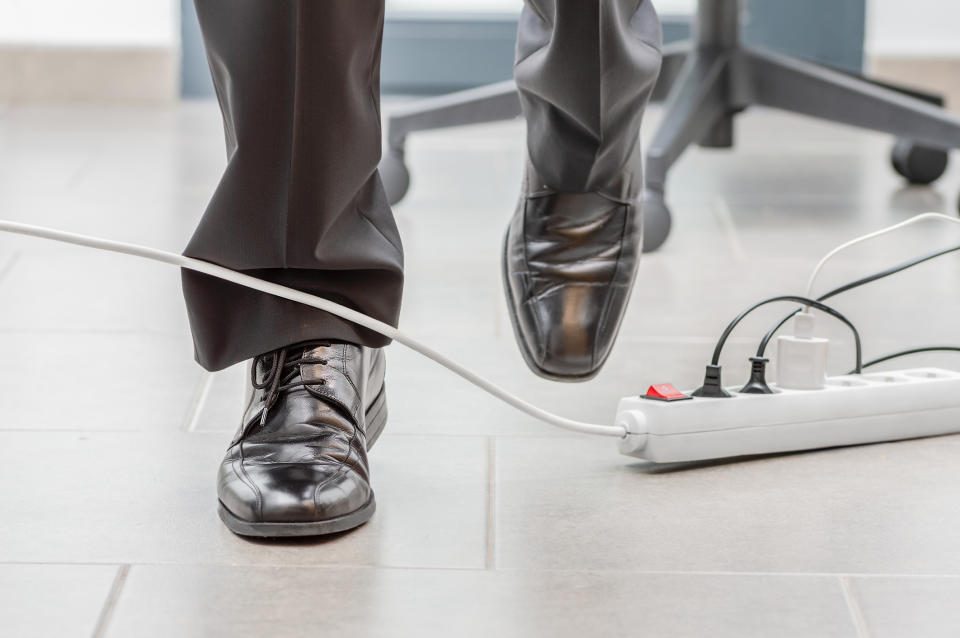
[183,0,662,371]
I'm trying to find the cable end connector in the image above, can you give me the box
[691,364,733,398]
[739,357,776,394]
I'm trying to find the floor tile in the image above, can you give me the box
[4,96,960,638]
[0,563,118,638]
[0,252,190,335]
[191,364,246,433]
[0,332,201,432]
[0,432,487,569]
[847,576,960,638]
[0,106,205,252]
[105,565,856,638]
[495,434,960,574]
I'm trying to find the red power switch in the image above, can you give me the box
[643,383,692,402]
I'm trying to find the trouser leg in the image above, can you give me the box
[515,0,663,191]
[182,0,403,372]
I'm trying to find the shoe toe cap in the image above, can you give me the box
[218,461,371,524]
[515,286,612,379]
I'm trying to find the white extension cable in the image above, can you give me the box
[805,212,960,301]
[0,220,627,438]
[1,212,956,439]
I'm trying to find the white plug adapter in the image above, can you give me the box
[775,311,828,390]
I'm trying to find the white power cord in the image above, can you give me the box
[7,213,955,438]
[0,220,627,438]
[805,212,960,302]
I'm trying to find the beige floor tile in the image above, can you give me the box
[0,332,201,432]
[0,252,190,335]
[105,565,857,638]
[0,432,487,569]
[0,563,119,638]
[495,434,960,574]
[4,97,960,637]
[847,576,960,638]
[191,364,246,433]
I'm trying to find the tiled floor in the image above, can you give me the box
[2,99,960,637]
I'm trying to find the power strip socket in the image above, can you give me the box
[616,368,960,463]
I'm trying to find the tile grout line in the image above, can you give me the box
[91,564,130,638]
[485,436,496,570]
[0,428,150,434]
[839,575,871,638]
[712,197,748,263]
[2,559,959,579]
[0,250,22,285]
[0,328,190,338]
[183,371,215,433]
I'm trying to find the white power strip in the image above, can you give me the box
[616,368,960,463]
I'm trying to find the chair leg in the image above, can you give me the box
[380,80,521,204]
[641,50,733,252]
[645,50,733,196]
[828,68,945,108]
[650,41,692,103]
[745,47,960,151]
[384,79,521,152]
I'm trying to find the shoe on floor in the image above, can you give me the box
[217,341,387,537]
[503,150,643,381]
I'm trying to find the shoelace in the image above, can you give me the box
[252,342,331,426]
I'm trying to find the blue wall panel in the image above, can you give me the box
[181,1,866,98]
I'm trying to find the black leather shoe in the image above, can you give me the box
[503,151,643,381]
[217,341,387,537]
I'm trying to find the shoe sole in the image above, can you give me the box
[365,382,388,450]
[218,383,388,538]
[501,231,601,383]
[218,496,376,538]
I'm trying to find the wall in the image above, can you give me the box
[389,0,694,16]
[3,0,958,56]
[0,0,178,102]
[2,0,957,102]
[392,0,960,57]
[0,0,177,46]
[866,0,960,56]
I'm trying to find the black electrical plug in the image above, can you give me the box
[691,364,733,398]
[739,357,776,394]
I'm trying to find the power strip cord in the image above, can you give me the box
[3,212,959,433]
[805,212,960,301]
[756,242,960,359]
[0,220,627,438]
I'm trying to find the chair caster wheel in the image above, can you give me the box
[891,139,948,185]
[641,190,672,253]
[379,150,411,205]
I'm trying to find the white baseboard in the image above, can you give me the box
[0,46,178,103]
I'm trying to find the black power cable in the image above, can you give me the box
[850,346,960,373]
[709,296,862,371]
[693,295,863,398]
[755,244,960,359]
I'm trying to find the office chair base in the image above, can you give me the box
[381,0,960,231]
[643,43,960,231]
